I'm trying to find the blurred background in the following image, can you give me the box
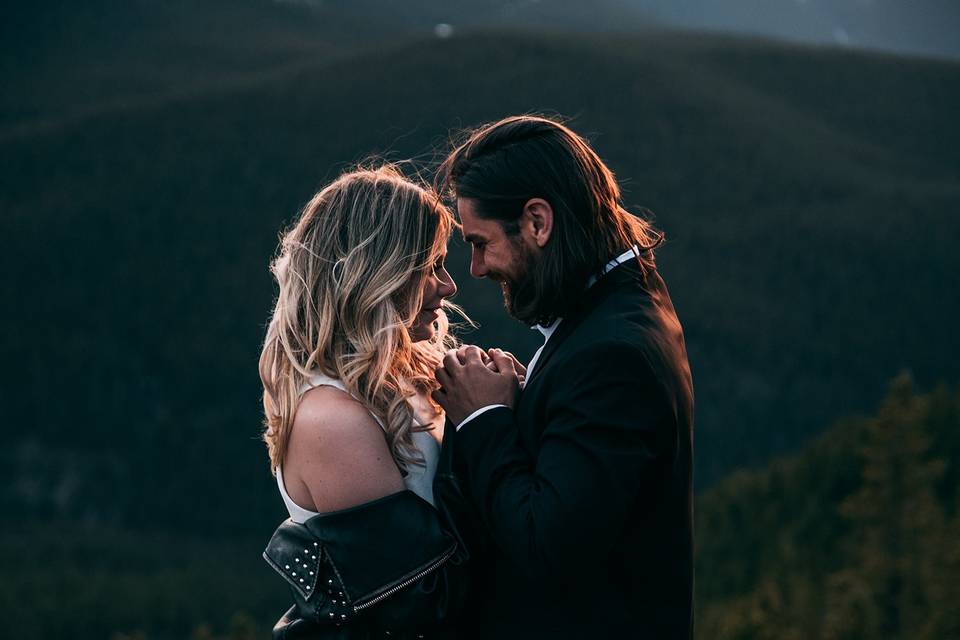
[2,1,959,638]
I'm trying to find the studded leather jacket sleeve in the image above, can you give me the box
[263,490,470,639]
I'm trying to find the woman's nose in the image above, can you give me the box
[439,273,457,299]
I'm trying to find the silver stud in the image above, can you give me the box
[314,542,319,546]
[295,558,300,563]
[329,613,335,619]
[299,578,304,583]
[304,548,309,554]
[331,599,337,606]
[341,614,347,620]
[328,579,334,585]
[292,572,297,576]
[305,586,311,590]
[311,555,316,560]
[309,571,314,576]
[284,565,290,570]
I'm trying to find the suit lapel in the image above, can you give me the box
[524,260,646,386]
[435,417,456,481]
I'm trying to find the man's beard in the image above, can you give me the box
[497,239,546,325]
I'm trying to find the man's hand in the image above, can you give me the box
[459,345,527,383]
[433,346,522,426]
[487,348,527,386]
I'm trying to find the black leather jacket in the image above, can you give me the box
[263,488,471,639]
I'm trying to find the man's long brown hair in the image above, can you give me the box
[437,115,663,326]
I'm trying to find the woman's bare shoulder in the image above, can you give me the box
[285,385,405,512]
[294,385,379,436]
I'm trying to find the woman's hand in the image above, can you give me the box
[455,345,526,385]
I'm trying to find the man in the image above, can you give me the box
[432,115,695,638]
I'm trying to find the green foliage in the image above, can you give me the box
[190,612,263,640]
[2,27,957,536]
[696,375,960,639]
[0,525,285,639]
[0,9,957,638]
[5,375,955,639]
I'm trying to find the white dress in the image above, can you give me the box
[276,371,440,523]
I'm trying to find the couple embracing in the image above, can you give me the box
[259,115,694,639]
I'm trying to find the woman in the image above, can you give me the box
[259,165,473,639]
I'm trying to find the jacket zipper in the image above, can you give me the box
[352,544,457,612]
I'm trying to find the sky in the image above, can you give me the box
[623,0,960,59]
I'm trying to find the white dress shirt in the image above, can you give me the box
[456,246,640,430]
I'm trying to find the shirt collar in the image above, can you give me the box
[534,316,562,339]
[586,245,640,288]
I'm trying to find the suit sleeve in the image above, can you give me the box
[453,340,674,584]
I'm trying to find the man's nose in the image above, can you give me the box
[470,253,487,279]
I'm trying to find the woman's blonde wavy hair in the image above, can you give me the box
[259,164,459,474]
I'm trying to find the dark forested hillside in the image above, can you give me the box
[3,377,955,639]
[1,4,958,637]
[0,0,650,135]
[696,375,960,638]
[2,29,957,533]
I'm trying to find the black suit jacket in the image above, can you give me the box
[447,260,694,639]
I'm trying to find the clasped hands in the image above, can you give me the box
[432,345,527,426]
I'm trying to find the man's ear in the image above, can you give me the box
[520,198,553,248]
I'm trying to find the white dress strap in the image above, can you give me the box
[300,371,349,395]
[299,372,385,429]
[276,464,320,524]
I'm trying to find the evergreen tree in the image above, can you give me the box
[697,376,960,639]
[825,373,946,639]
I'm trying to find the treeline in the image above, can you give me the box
[3,30,959,534]
[696,373,960,639]
[3,375,956,639]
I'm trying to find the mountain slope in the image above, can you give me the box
[696,375,960,638]
[1,31,957,530]
[0,0,652,133]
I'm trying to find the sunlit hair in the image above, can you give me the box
[438,114,664,326]
[259,164,459,473]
